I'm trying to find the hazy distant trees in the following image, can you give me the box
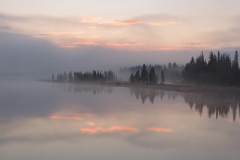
[68,71,73,81]
[75,70,116,81]
[55,70,117,82]
[121,62,183,81]
[183,51,240,85]
[161,70,165,84]
[129,64,161,84]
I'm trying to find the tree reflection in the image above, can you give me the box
[55,83,114,95]
[183,93,240,121]
[129,88,180,104]
[129,87,240,121]
[55,83,239,121]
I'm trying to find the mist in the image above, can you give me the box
[0,31,239,80]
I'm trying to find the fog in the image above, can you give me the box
[0,31,239,80]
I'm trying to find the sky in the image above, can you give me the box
[0,0,240,76]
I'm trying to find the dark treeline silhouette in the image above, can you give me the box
[183,51,239,85]
[121,62,183,82]
[129,64,164,84]
[54,70,117,82]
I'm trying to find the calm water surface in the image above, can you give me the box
[0,80,240,160]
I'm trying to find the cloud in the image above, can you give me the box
[113,20,141,26]
[1,31,231,78]
[133,13,181,22]
[81,17,101,23]
[46,32,84,35]
[49,115,83,121]
[147,21,180,26]
[146,127,174,133]
[0,25,10,30]
[81,126,139,134]
[73,42,142,49]
[182,43,202,46]
[0,12,183,51]
[88,26,96,29]
[200,27,240,49]
[75,36,98,39]
[60,45,76,48]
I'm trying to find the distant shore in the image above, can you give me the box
[42,80,240,93]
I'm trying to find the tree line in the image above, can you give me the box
[121,62,183,81]
[129,64,165,84]
[53,70,117,82]
[183,51,239,85]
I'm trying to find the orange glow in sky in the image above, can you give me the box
[1,0,239,51]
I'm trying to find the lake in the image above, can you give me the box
[0,80,240,160]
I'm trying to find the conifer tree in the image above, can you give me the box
[161,70,165,84]
[134,70,141,83]
[68,71,73,81]
[141,64,148,83]
[183,51,240,85]
[130,72,135,83]
[149,67,157,84]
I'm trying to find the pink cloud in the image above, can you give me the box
[47,32,83,35]
[76,36,98,39]
[81,17,101,23]
[113,20,141,25]
[147,21,180,26]
[182,43,203,45]
[61,45,76,48]
[73,41,142,47]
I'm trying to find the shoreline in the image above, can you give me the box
[41,80,240,94]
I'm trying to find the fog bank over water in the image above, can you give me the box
[0,31,239,79]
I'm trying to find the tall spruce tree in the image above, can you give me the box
[68,71,73,81]
[161,70,165,84]
[130,72,134,83]
[135,70,141,83]
[149,67,157,84]
[141,64,148,83]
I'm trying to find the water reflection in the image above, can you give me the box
[1,81,240,160]
[55,82,114,94]
[57,83,240,121]
[129,87,240,121]
[183,93,240,121]
[129,87,180,103]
